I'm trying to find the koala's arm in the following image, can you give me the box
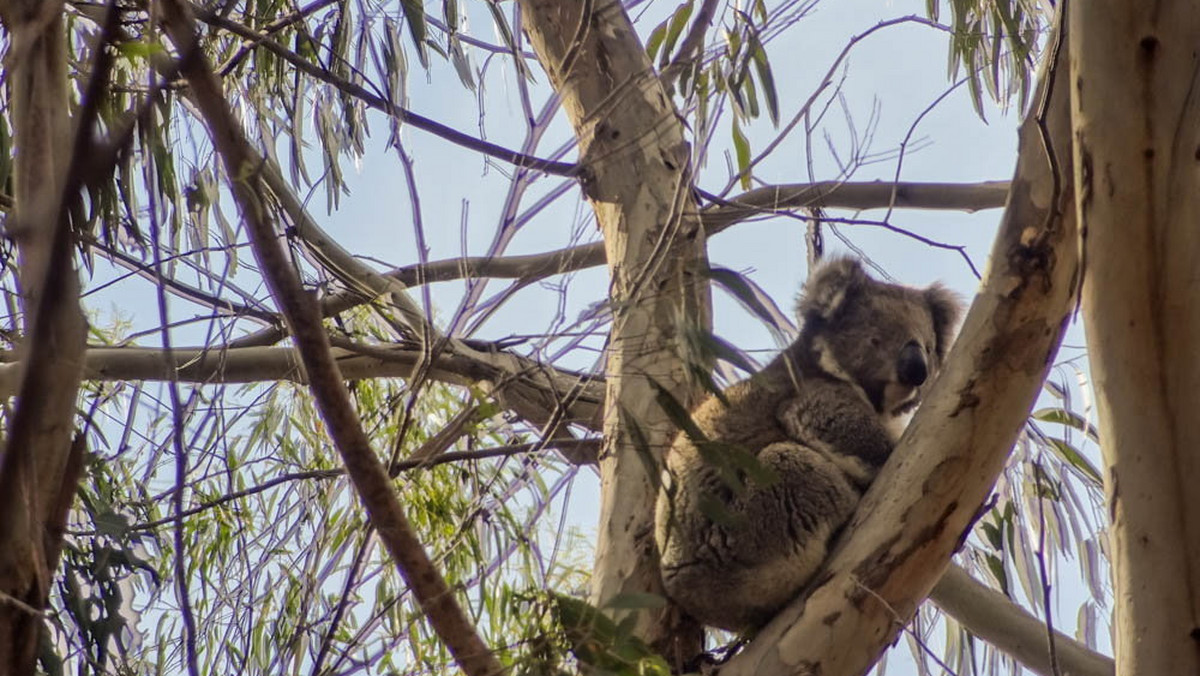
[777,382,894,470]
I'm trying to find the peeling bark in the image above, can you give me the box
[720,17,1079,676]
[517,0,709,660]
[1071,2,1200,673]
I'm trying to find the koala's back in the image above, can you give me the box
[685,367,797,450]
[654,257,961,633]
[655,369,868,631]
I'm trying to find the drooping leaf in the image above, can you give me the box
[731,119,751,189]
[1045,437,1103,486]
[398,0,430,68]
[1032,407,1101,444]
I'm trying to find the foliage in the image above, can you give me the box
[0,1,1108,675]
[927,0,1047,116]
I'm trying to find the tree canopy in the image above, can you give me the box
[4,1,1170,675]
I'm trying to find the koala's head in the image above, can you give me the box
[798,257,962,420]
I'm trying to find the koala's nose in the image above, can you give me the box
[897,340,928,387]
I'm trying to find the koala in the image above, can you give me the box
[654,257,961,632]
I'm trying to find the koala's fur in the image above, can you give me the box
[654,257,961,632]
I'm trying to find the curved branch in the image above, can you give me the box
[158,4,504,674]
[119,438,600,535]
[388,180,1010,284]
[721,15,1078,676]
[930,565,1114,676]
[227,179,1009,349]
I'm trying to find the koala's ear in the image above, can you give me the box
[799,257,868,321]
[924,284,963,360]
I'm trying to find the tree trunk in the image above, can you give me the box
[721,15,1079,676]
[0,2,88,673]
[1071,2,1200,673]
[517,0,710,662]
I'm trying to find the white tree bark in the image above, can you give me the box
[517,0,710,658]
[1071,2,1200,673]
[931,565,1113,676]
[720,17,1079,676]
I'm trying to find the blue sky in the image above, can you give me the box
[72,0,1108,667]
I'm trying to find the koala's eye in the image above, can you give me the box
[869,336,882,348]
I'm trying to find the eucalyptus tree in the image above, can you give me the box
[0,1,1166,675]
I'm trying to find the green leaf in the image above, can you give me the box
[741,69,760,119]
[1045,437,1103,486]
[485,1,534,83]
[699,494,748,528]
[550,593,669,675]
[731,119,751,189]
[398,0,429,68]
[661,1,696,67]
[749,37,779,125]
[646,21,669,64]
[623,408,664,488]
[979,521,1002,550]
[649,381,706,444]
[704,266,791,344]
[1032,407,1101,444]
[603,593,667,610]
[690,330,757,378]
[984,553,1009,595]
[116,40,165,61]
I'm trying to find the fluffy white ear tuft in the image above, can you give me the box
[798,257,868,321]
[924,284,963,361]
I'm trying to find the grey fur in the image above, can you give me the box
[654,257,962,632]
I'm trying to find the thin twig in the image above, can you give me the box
[193,1,576,177]
[157,5,508,672]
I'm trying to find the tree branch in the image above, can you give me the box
[0,2,93,671]
[379,180,1009,285]
[157,4,504,674]
[118,439,599,535]
[229,179,1009,348]
[721,14,1078,676]
[0,341,605,430]
[191,1,576,177]
[930,565,1114,676]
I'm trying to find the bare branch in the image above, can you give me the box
[930,565,1114,676]
[721,14,1078,676]
[157,4,505,674]
[192,1,576,177]
[0,1,90,671]
[2,340,601,422]
[120,439,599,535]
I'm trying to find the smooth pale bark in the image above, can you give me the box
[0,344,605,435]
[0,1,88,673]
[721,20,1078,676]
[1071,3,1200,673]
[517,0,710,659]
[931,565,1113,676]
[228,180,1009,349]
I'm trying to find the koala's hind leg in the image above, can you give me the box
[661,441,861,631]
